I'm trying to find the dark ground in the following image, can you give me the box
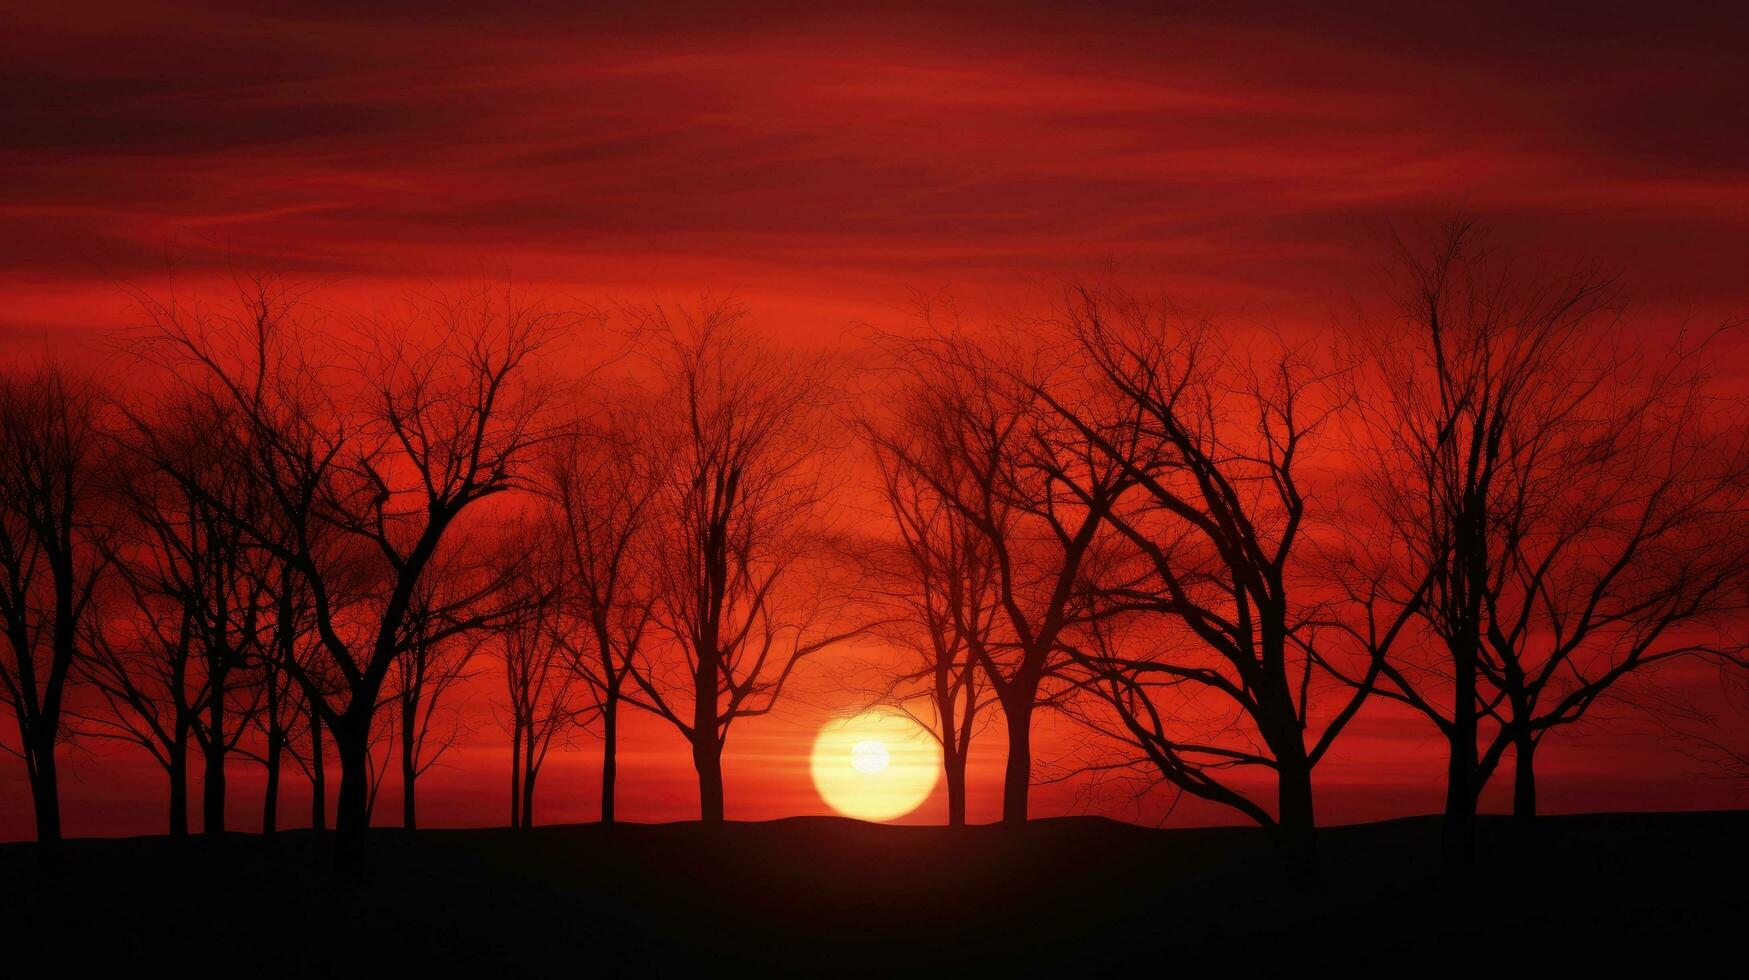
[3,811,1744,976]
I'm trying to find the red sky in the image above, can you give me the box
[3,2,1748,838]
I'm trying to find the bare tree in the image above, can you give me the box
[1025,286,1418,876]
[254,559,313,834]
[77,581,199,836]
[1364,218,1749,858]
[304,676,333,831]
[1359,217,1591,865]
[390,545,490,830]
[363,706,394,827]
[630,303,867,822]
[158,408,269,837]
[136,280,557,864]
[861,387,1002,827]
[0,361,105,869]
[1473,351,1749,848]
[498,521,576,829]
[545,398,661,824]
[77,391,265,836]
[880,323,1135,825]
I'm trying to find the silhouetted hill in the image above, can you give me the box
[4,812,1744,975]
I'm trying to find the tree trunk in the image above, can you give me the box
[168,728,189,837]
[333,718,370,870]
[1442,741,1478,869]
[309,703,326,832]
[1257,644,1320,881]
[944,744,967,828]
[28,739,63,883]
[202,692,226,836]
[262,664,281,835]
[1442,636,1479,870]
[693,737,725,823]
[262,731,282,835]
[521,718,542,830]
[600,693,619,825]
[1000,699,1033,825]
[509,723,523,829]
[202,744,226,836]
[691,642,725,823]
[1511,730,1538,853]
[1275,752,1320,881]
[401,694,418,831]
[29,740,63,845]
[939,678,967,828]
[521,764,537,830]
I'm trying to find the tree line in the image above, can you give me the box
[4,218,1747,878]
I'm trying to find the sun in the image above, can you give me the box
[810,711,940,822]
[850,740,889,774]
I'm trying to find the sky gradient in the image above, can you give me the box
[3,2,1747,838]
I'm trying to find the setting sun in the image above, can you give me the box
[810,712,940,821]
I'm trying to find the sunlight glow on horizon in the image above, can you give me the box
[811,712,939,822]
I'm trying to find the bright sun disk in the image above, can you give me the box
[810,711,940,822]
[851,740,890,774]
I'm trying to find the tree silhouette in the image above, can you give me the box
[390,546,491,830]
[630,304,867,822]
[0,361,105,873]
[1362,217,1749,859]
[136,280,555,865]
[1,233,1739,892]
[252,558,313,834]
[544,397,661,825]
[496,518,576,829]
[79,391,269,836]
[881,324,1135,824]
[1025,285,1420,876]
[132,393,271,835]
[861,362,1003,827]
[77,567,201,837]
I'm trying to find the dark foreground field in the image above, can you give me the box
[4,811,1745,976]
